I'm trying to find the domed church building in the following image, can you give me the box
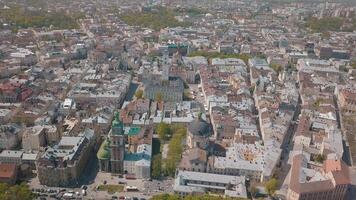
[187,114,211,150]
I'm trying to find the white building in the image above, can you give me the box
[174,170,247,198]
[208,140,281,182]
[124,144,151,179]
[0,150,24,165]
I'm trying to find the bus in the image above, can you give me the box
[125,186,138,192]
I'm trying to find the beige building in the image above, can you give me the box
[287,154,350,200]
[22,125,60,151]
[337,87,356,114]
[179,148,207,173]
[37,129,94,186]
[187,118,211,150]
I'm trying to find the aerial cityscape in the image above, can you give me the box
[0,0,355,199]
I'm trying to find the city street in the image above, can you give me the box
[29,170,174,200]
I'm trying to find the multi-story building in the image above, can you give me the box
[0,150,23,165]
[179,148,207,173]
[144,76,184,102]
[97,112,125,174]
[186,117,211,150]
[22,126,46,151]
[336,86,356,114]
[98,113,152,178]
[208,140,281,182]
[123,143,151,179]
[36,129,94,186]
[0,82,32,103]
[287,154,350,200]
[0,125,21,150]
[22,125,60,151]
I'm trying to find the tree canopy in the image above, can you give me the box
[315,154,326,163]
[0,6,83,32]
[351,61,356,69]
[270,63,283,74]
[265,178,278,196]
[155,123,187,177]
[154,92,163,102]
[305,17,354,33]
[120,7,191,31]
[0,183,35,200]
[135,89,144,99]
[164,125,186,176]
[157,122,172,141]
[151,153,162,179]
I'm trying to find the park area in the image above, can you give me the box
[151,123,187,178]
[97,184,124,194]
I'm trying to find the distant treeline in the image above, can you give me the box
[0,6,84,32]
[120,7,191,31]
[306,17,356,33]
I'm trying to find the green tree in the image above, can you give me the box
[154,92,163,102]
[151,154,162,179]
[315,154,326,163]
[120,7,191,31]
[306,17,346,33]
[135,89,143,99]
[0,182,35,200]
[312,98,324,109]
[265,178,278,196]
[351,61,356,69]
[249,84,255,95]
[150,194,180,200]
[157,122,172,141]
[0,6,82,32]
[183,91,192,101]
[164,126,186,176]
[270,63,283,74]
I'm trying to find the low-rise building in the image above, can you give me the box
[0,163,18,184]
[174,170,247,198]
[0,150,23,165]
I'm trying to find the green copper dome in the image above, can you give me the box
[97,139,110,160]
[112,111,124,135]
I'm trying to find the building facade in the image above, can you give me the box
[97,112,125,174]
[36,129,94,186]
[287,154,350,200]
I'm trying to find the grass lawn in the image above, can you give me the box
[97,184,124,194]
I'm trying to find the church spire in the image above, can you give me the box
[112,111,124,135]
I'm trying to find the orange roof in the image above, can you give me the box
[324,159,351,185]
[0,164,17,178]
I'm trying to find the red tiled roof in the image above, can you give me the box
[0,164,17,178]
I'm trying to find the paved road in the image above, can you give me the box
[275,96,301,199]
[125,82,139,101]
